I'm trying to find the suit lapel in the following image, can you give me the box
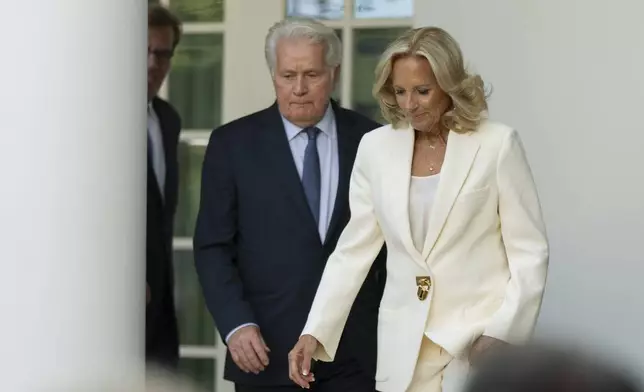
[258,104,320,236]
[151,98,179,217]
[324,103,361,246]
[147,157,163,206]
[388,126,427,267]
[421,131,480,260]
[147,103,164,206]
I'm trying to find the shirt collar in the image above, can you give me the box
[282,103,336,141]
[147,100,159,120]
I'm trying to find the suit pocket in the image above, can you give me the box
[464,295,504,319]
[452,187,490,214]
[456,186,490,202]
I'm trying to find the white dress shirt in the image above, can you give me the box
[147,103,166,196]
[225,104,340,344]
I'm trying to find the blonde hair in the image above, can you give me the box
[373,27,489,133]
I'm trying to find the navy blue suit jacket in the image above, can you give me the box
[194,101,386,386]
[146,97,180,368]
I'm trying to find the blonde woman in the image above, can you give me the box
[287,27,549,392]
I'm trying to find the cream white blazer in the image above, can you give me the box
[301,120,549,392]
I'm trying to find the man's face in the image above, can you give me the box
[273,38,338,127]
[148,26,175,101]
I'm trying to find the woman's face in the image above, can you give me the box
[391,55,451,132]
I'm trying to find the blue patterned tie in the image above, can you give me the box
[302,127,321,225]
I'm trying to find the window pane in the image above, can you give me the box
[170,0,224,22]
[174,250,216,346]
[352,28,407,122]
[175,138,207,237]
[169,34,223,130]
[286,0,344,20]
[178,358,215,391]
[354,0,413,19]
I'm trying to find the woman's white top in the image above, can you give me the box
[409,174,441,252]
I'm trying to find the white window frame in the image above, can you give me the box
[318,0,413,109]
[159,1,414,391]
[156,0,232,389]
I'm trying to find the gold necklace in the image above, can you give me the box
[414,130,447,174]
[428,132,447,149]
[426,134,446,173]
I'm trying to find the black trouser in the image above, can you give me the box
[235,358,376,392]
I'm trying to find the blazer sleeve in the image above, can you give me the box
[193,129,257,342]
[483,129,549,344]
[301,134,385,362]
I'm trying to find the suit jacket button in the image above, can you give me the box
[416,276,431,301]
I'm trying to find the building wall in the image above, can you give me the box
[416,0,644,376]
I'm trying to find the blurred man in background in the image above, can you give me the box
[146,4,183,369]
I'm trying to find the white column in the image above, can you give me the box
[0,1,146,390]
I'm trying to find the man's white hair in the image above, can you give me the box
[264,17,342,77]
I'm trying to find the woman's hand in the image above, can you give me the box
[288,334,319,389]
[469,335,507,365]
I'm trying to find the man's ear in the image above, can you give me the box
[332,65,341,86]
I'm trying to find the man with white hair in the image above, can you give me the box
[194,18,386,392]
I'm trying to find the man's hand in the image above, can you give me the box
[469,335,507,365]
[228,325,270,374]
[288,334,319,389]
